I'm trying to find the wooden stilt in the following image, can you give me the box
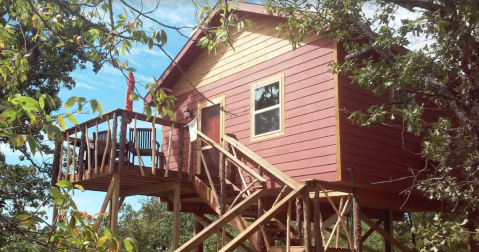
[296,197,302,244]
[187,140,193,181]
[110,173,120,233]
[173,181,180,249]
[353,191,362,252]
[194,215,204,252]
[220,142,226,247]
[165,122,173,177]
[93,177,116,232]
[314,184,323,252]
[303,184,311,252]
[324,197,351,251]
[178,126,184,179]
[384,210,393,252]
[118,112,127,172]
[51,141,62,186]
[109,112,118,173]
[286,200,292,252]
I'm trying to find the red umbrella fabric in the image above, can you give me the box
[125,72,135,123]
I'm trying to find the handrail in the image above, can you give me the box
[223,134,300,189]
[196,131,267,183]
[63,108,184,136]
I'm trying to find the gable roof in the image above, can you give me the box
[144,2,274,104]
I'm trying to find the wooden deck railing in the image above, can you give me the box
[51,108,185,184]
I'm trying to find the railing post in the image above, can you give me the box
[109,112,118,173]
[78,125,86,181]
[353,189,362,252]
[118,111,128,173]
[177,126,184,179]
[187,140,193,181]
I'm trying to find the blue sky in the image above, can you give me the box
[4,0,202,219]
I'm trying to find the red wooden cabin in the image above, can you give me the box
[147,2,431,212]
[52,3,440,252]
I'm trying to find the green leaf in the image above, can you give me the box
[48,188,63,198]
[0,108,15,119]
[56,180,73,190]
[126,67,136,73]
[124,238,134,252]
[55,43,65,48]
[74,184,85,191]
[90,99,102,117]
[57,115,66,131]
[123,61,128,68]
[104,228,112,237]
[97,236,108,248]
[15,134,27,147]
[160,30,167,44]
[64,96,78,109]
[65,113,79,125]
[144,105,152,120]
[26,135,39,156]
[11,97,41,111]
[45,94,56,109]
[16,214,30,220]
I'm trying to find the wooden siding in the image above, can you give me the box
[171,13,324,97]
[161,25,337,187]
[336,44,425,193]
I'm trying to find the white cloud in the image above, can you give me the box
[76,82,96,90]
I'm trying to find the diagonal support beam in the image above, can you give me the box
[93,176,116,232]
[194,214,253,252]
[197,131,266,183]
[361,214,412,252]
[174,189,267,252]
[219,184,307,252]
[192,176,260,251]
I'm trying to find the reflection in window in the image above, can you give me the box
[253,81,282,137]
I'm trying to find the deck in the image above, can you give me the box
[50,108,420,252]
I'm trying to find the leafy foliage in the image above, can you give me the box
[264,0,479,249]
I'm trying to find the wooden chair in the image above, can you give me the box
[128,128,165,169]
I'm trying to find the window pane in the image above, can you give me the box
[255,108,280,135]
[254,82,280,111]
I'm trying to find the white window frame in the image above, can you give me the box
[251,73,285,141]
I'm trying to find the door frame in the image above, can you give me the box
[196,95,225,174]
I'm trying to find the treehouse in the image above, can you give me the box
[51,2,440,252]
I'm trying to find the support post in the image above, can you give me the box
[151,118,156,174]
[296,197,303,244]
[95,120,99,174]
[314,183,323,252]
[353,190,362,252]
[384,210,393,252]
[110,173,120,233]
[303,184,311,252]
[188,140,193,181]
[173,181,181,250]
[178,126,184,179]
[118,112,127,172]
[109,112,118,173]
[194,215,204,252]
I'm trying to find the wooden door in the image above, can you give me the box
[200,105,220,177]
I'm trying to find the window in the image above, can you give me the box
[251,74,285,140]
